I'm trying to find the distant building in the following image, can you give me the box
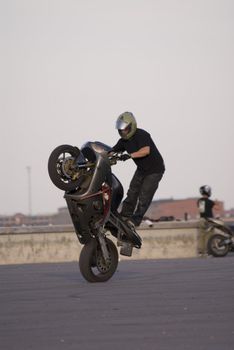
[0,198,231,227]
[224,208,234,218]
[0,207,72,227]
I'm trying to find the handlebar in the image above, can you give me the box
[73,152,129,171]
[108,152,131,165]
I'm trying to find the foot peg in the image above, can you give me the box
[117,241,133,257]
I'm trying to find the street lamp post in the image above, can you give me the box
[26,166,32,216]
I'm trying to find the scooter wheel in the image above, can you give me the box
[79,238,118,282]
[207,234,230,257]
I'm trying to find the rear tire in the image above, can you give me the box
[207,234,229,257]
[79,238,118,282]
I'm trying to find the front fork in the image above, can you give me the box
[97,227,110,263]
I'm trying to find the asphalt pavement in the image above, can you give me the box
[0,255,234,350]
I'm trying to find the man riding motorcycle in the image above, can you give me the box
[112,112,165,228]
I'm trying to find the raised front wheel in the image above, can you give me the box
[48,144,83,191]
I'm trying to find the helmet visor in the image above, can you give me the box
[116,119,129,130]
[118,125,132,138]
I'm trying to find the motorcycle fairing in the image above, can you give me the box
[64,141,142,249]
[64,152,112,243]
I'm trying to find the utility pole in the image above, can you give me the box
[26,166,32,216]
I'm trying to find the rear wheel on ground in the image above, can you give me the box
[207,234,229,257]
[79,238,118,282]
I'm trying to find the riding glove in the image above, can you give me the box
[120,154,131,161]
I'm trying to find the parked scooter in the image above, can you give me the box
[205,218,234,257]
[48,142,142,282]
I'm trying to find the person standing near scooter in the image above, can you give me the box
[112,112,165,228]
[197,185,219,219]
[197,185,233,257]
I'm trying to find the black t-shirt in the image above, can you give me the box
[197,197,215,218]
[112,128,165,175]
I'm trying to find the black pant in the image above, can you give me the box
[120,170,164,226]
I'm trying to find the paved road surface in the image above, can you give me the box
[0,256,234,350]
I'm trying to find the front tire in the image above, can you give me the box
[79,238,118,282]
[48,144,83,191]
[207,234,230,257]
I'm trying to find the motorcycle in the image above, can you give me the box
[48,141,142,282]
[205,218,234,257]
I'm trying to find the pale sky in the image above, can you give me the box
[1,0,234,215]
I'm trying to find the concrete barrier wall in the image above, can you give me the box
[0,221,208,265]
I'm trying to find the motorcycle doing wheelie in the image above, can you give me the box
[48,141,142,282]
[204,218,234,257]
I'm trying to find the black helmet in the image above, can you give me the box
[115,112,137,140]
[199,185,211,197]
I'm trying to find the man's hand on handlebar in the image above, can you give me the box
[119,153,131,161]
[108,151,131,164]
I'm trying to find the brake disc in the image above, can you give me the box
[61,157,79,179]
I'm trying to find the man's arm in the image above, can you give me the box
[112,139,125,153]
[130,146,150,159]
